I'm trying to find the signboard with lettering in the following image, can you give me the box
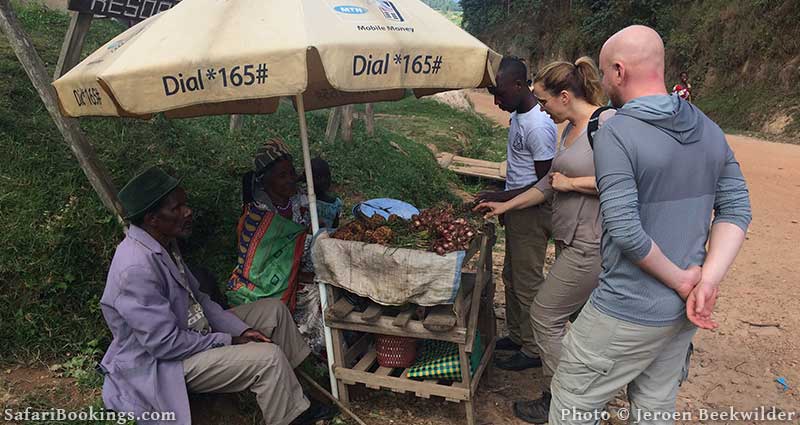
[67,0,181,22]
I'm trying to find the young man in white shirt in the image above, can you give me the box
[477,56,557,371]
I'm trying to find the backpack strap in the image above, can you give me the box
[588,106,615,149]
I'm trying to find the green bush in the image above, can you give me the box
[461,0,800,137]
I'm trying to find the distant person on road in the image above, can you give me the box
[672,71,693,102]
[547,26,751,425]
[478,56,557,372]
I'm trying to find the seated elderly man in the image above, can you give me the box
[99,166,332,425]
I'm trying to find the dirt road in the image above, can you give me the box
[466,89,800,424]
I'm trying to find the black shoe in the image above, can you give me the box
[291,398,338,425]
[513,391,551,424]
[495,336,522,351]
[494,351,542,371]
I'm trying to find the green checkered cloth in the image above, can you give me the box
[406,334,483,380]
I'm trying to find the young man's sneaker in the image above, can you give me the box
[494,351,542,371]
[495,336,522,351]
[513,391,551,424]
[291,398,338,425]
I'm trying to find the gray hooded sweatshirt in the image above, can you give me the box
[590,94,751,326]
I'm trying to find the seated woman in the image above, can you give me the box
[227,137,324,354]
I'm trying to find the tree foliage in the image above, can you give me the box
[421,0,461,12]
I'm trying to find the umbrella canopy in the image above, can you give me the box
[51,1,502,401]
[52,0,500,118]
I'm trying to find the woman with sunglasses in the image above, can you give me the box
[476,56,613,424]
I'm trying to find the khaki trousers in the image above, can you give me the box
[502,203,553,357]
[549,302,697,425]
[531,239,601,386]
[183,298,311,425]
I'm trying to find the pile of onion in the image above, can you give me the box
[412,206,476,255]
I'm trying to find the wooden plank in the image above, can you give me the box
[450,167,502,177]
[391,369,409,393]
[361,303,383,322]
[448,166,505,181]
[423,304,456,332]
[334,367,470,401]
[353,350,377,372]
[0,2,124,223]
[343,333,372,367]
[471,337,495,396]
[457,337,473,400]
[325,107,341,143]
[436,152,455,168]
[228,114,244,133]
[454,273,475,327]
[367,366,391,389]
[341,104,354,142]
[364,103,374,136]
[465,400,476,425]
[463,236,482,264]
[451,156,503,168]
[392,306,414,327]
[375,366,392,376]
[330,297,356,319]
[465,234,490,352]
[325,313,467,344]
[53,11,93,80]
[449,165,502,175]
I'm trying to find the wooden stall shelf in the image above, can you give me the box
[323,224,496,425]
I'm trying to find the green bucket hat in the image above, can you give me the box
[118,166,180,220]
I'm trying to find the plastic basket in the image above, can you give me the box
[375,334,417,368]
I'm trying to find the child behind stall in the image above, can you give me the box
[311,158,342,229]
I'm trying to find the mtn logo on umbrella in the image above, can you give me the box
[377,1,404,22]
[334,5,368,14]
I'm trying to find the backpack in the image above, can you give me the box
[587,106,616,149]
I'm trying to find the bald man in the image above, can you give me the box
[546,26,751,425]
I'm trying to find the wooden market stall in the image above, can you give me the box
[322,223,497,425]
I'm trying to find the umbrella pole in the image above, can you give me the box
[295,94,339,399]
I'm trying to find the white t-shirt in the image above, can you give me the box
[505,105,557,190]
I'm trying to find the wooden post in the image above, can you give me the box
[340,104,353,142]
[229,114,244,133]
[324,107,341,143]
[1,0,124,222]
[53,11,93,80]
[364,103,374,136]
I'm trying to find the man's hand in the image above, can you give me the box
[475,190,505,203]
[550,172,574,192]
[473,201,509,219]
[686,279,720,330]
[232,328,271,345]
[673,265,702,301]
